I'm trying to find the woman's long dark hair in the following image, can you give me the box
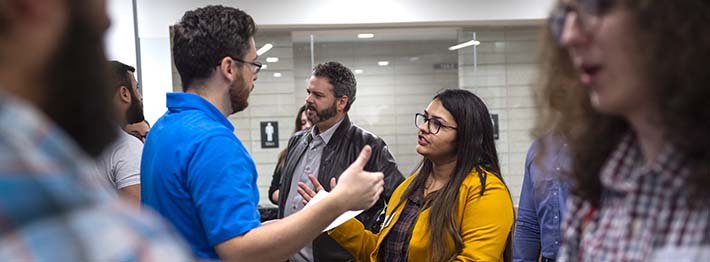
[276,105,308,171]
[398,89,506,261]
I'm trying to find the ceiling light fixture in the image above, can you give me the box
[354,69,364,74]
[377,61,389,66]
[358,33,375,39]
[273,72,282,78]
[256,43,273,56]
[266,57,279,63]
[448,40,481,51]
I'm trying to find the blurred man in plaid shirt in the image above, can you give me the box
[0,0,190,260]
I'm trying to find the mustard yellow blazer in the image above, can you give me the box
[329,168,514,261]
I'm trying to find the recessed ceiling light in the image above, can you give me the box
[256,43,273,56]
[273,72,282,78]
[266,57,279,63]
[261,64,268,70]
[377,61,389,66]
[358,33,375,39]
[448,40,481,51]
[409,56,420,61]
[354,69,364,74]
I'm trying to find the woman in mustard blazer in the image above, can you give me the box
[300,89,514,261]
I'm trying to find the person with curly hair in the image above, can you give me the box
[140,6,386,261]
[534,0,710,260]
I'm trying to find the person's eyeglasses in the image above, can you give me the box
[220,56,263,74]
[549,0,616,44]
[415,113,457,134]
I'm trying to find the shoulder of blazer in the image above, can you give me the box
[387,175,416,209]
[330,116,387,151]
[325,115,354,146]
[460,168,507,198]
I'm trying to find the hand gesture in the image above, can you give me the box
[297,175,336,206]
[330,146,384,211]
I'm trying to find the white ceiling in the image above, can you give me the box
[135,0,555,38]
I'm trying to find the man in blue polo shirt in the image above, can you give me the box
[141,5,385,261]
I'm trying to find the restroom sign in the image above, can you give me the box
[260,121,279,148]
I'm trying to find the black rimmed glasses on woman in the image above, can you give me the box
[415,113,457,135]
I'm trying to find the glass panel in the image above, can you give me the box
[294,28,461,176]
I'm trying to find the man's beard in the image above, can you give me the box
[307,100,337,124]
[41,13,116,158]
[125,90,145,124]
[228,73,251,114]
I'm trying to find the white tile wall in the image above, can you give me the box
[293,40,461,184]
[170,27,542,206]
[459,27,541,204]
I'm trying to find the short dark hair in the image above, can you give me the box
[312,62,357,111]
[108,61,135,90]
[172,5,257,92]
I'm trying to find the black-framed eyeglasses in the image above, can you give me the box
[549,0,616,44]
[219,56,263,74]
[415,113,457,134]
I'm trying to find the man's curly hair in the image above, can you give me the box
[172,5,256,91]
[312,61,357,111]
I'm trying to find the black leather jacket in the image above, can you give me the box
[275,115,404,261]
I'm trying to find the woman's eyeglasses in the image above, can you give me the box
[549,0,616,44]
[415,113,457,134]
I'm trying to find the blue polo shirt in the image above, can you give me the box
[141,92,260,259]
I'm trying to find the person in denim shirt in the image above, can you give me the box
[514,137,569,262]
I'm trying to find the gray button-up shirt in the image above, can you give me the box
[284,119,342,262]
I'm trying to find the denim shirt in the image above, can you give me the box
[513,138,570,261]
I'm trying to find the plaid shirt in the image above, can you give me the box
[558,133,710,261]
[381,187,424,262]
[0,93,191,261]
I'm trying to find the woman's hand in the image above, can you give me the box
[297,175,337,205]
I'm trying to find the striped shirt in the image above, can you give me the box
[558,133,710,261]
[0,92,191,261]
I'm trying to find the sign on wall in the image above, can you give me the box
[433,63,458,70]
[260,121,279,148]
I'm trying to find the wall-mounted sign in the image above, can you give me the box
[260,121,279,148]
[433,63,458,70]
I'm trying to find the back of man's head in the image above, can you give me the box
[107,60,144,125]
[108,61,136,91]
[172,5,257,92]
[312,62,357,112]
